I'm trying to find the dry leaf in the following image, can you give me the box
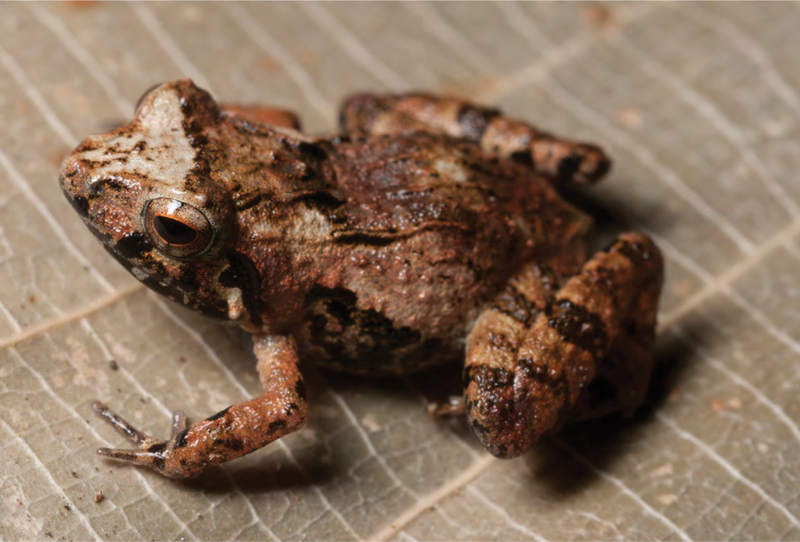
[1,2,799,540]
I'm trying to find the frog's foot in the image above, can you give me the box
[93,335,307,479]
[464,233,664,458]
[93,401,187,476]
[339,93,610,185]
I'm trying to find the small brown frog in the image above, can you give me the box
[59,80,663,479]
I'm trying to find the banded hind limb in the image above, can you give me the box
[221,103,301,131]
[339,93,610,186]
[463,233,663,458]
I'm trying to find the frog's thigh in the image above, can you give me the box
[464,233,663,459]
[338,93,609,185]
[96,334,307,479]
[569,240,663,422]
[569,329,655,422]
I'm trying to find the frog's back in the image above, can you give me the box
[325,133,589,254]
[297,133,591,375]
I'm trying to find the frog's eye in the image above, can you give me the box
[143,198,213,258]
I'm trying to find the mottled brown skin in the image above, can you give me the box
[339,93,610,186]
[59,80,663,478]
[463,234,662,457]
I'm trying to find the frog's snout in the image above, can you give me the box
[59,146,95,219]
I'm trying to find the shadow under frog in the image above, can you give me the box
[522,330,695,496]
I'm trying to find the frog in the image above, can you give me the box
[59,79,664,479]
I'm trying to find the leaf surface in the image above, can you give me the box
[1,2,799,540]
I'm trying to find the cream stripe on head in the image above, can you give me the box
[81,88,197,201]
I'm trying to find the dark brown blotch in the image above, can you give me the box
[305,285,429,374]
[556,152,585,181]
[174,428,190,449]
[269,419,287,432]
[457,104,500,141]
[509,149,534,167]
[147,442,167,472]
[223,438,244,452]
[545,299,608,359]
[89,177,128,195]
[74,139,101,153]
[296,141,329,162]
[491,283,538,325]
[464,364,514,392]
[205,406,231,422]
[114,232,151,260]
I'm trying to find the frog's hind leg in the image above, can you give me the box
[94,334,306,479]
[221,103,302,131]
[339,93,610,186]
[463,233,663,459]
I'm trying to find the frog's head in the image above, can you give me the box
[59,79,261,328]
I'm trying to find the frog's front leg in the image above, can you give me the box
[339,93,610,185]
[464,233,663,458]
[94,334,306,479]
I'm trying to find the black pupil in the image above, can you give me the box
[153,215,197,245]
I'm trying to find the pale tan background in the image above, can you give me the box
[1,2,799,540]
